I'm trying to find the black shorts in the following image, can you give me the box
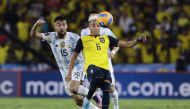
[86,64,112,83]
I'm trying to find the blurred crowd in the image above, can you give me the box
[0,0,190,67]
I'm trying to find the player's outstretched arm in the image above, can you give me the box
[30,19,46,39]
[66,52,79,82]
[118,33,147,48]
[110,46,119,59]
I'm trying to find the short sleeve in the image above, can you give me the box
[108,35,119,47]
[42,32,54,43]
[74,34,80,41]
[74,38,83,53]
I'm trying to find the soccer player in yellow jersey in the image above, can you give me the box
[81,11,120,109]
[67,18,146,109]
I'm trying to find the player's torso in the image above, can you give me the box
[81,35,110,70]
[50,32,84,73]
[81,28,115,69]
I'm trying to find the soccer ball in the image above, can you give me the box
[98,11,113,26]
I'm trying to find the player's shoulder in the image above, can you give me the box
[41,32,56,43]
[100,27,112,32]
[100,27,116,38]
[43,31,56,36]
[81,34,91,41]
[67,32,80,38]
[81,28,89,32]
[67,32,81,42]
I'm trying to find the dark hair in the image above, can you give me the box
[54,16,67,22]
[88,9,99,15]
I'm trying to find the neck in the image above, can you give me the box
[90,32,100,36]
[58,32,66,39]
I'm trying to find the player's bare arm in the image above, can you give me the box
[118,33,147,48]
[30,19,46,39]
[66,52,79,82]
[110,46,119,59]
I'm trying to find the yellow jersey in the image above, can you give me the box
[75,35,118,71]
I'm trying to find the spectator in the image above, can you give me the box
[0,42,9,64]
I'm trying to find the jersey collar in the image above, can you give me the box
[89,34,100,38]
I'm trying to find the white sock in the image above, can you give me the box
[89,102,99,109]
[111,90,119,108]
[78,85,89,96]
[78,85,96,97]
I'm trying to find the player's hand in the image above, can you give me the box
[109,50,116,59]
[35,19,46,26]
[65,73,71,82]
[137,33,147,43]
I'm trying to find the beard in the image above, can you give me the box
[58,31,66,38]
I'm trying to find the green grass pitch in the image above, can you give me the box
[0,98,190,109]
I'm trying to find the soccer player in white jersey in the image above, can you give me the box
[30,16,101,109]
[81,11,120,109]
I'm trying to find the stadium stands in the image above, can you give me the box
[0,0,190,71]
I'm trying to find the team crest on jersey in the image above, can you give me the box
[99,37,105,43]
[60,41,65,48]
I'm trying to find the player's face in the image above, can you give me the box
[89,20,100,35]
[54,20,68,36]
